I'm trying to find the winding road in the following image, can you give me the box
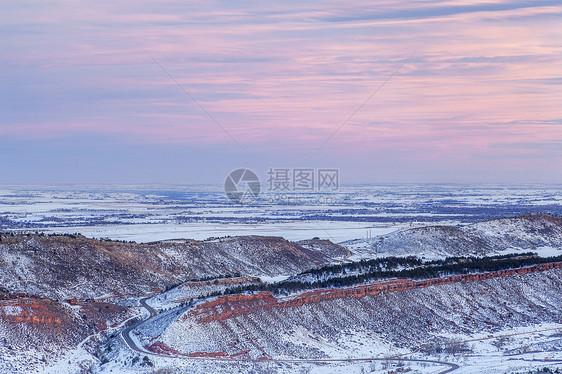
[120,297,157,354]
[119,295,460,373]
[119,291,562,374]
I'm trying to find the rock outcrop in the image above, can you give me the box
[190,262,562,323]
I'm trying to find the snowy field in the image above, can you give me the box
[36,221,404,243]
[2,184,562,243]
[2,183,562,373]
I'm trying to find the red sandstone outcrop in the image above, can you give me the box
[0,298,63,326]
[145,342,184,356]
[189,262,562,323]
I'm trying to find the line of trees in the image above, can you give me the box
[221,253,562,296]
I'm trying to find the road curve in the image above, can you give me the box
[139,297,157,317]
[120,297,156,354]
[120,295,459,373]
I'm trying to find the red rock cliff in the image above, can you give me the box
[190,262,562,323]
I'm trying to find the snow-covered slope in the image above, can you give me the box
[0,234,349,300]
[143,267,562,361]
[0,233,348,372]
[343,214,562,259]
[0,296,129,373]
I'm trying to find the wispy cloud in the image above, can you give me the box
[1,0,561,182]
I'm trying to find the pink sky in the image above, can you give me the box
[1,1,561,183]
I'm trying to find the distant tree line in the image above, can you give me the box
[221,253,562,296]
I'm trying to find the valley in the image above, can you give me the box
[3,212,562,372]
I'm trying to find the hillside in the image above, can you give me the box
[140,265,562,361]
[0,233,349,372]
[344,213,562,258]
[3,215,562,373]
[0,293,130,373]
[0,234,349,300]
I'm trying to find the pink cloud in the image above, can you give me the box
[2,0,561,182]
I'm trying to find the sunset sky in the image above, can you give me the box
[1,0,561,184]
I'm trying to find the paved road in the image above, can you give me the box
[120,297,156,354]
[118,281,562,373]
[139,297,157,317]
[119,295,459,373]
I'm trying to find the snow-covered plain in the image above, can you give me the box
[3,185,562,374]
[38,221,399,244]
[3,184,562,243]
